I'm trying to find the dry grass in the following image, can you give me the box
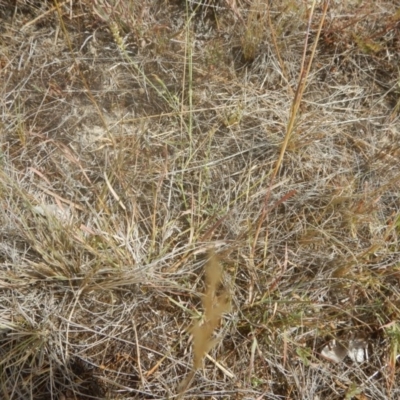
[178,251,231,398]
[1,0,400,399]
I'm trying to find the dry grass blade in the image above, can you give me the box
[178,251,231,397]
[252,1,329,253]
[192,251,231,370]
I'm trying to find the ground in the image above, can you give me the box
[1,1,400,399]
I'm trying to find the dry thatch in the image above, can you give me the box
[1,0,400,399]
